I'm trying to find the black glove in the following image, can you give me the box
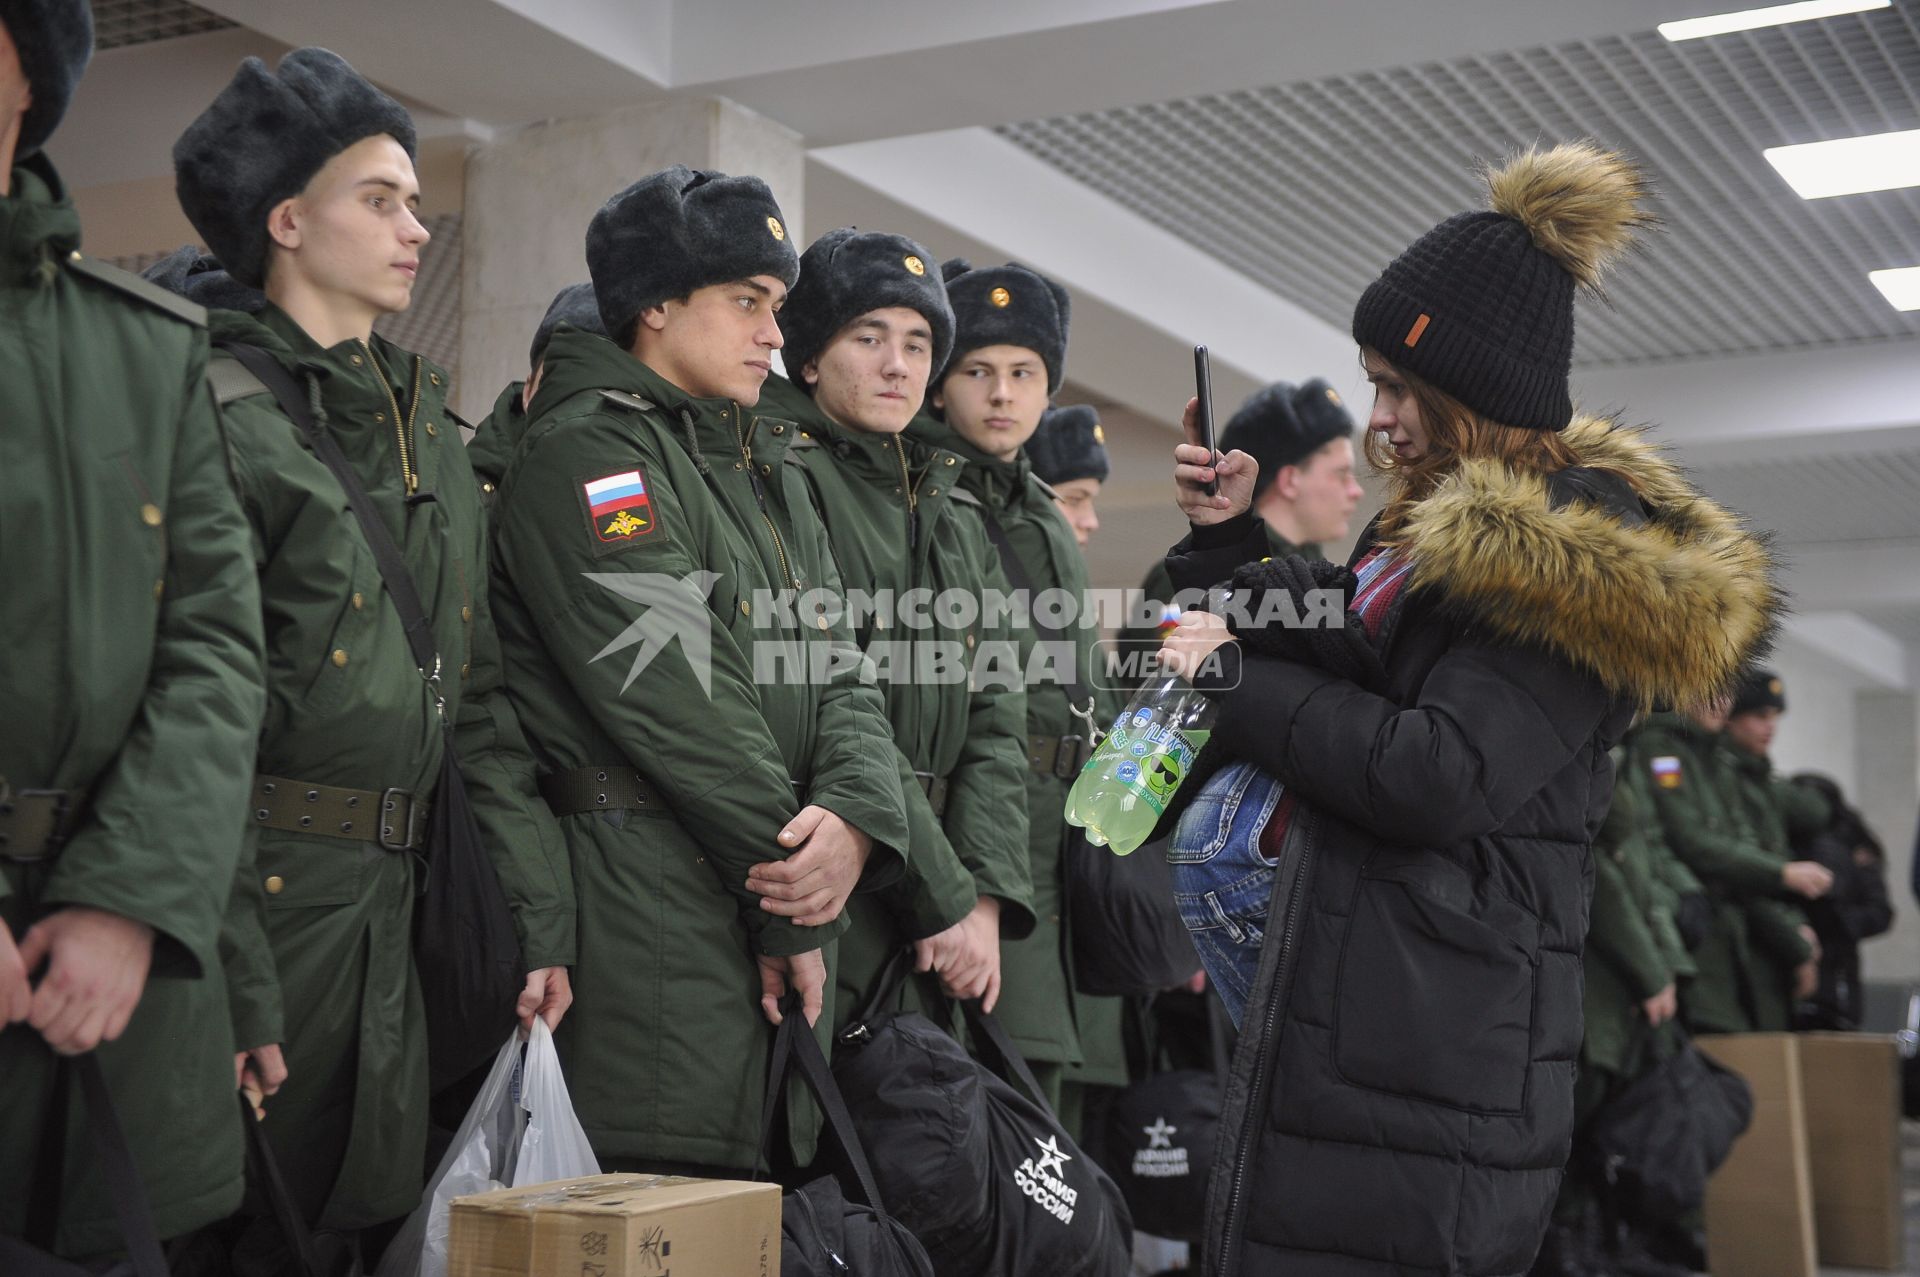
[1224,554,1386,692]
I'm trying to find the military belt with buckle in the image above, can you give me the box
[252,775,424,850]
[0,780,89,864]
[912,770,952,821]
[1027,733,1092,781]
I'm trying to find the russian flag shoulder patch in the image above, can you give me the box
[1650,755,1683,789]
[580,466,660,548]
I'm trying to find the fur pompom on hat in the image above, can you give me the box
[1,0,92,158]
[1221,378,1355,499]
[173,48,418,289]
[140,245,266,314]
[1027,403,1109,486]
[587,165,799,345]
[531,281,604,371]
[1351,141,1653,431]
[780,228,954,390]
[937,259,1071,392]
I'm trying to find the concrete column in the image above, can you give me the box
[1855,690,1919,982]
[456,96,804,422]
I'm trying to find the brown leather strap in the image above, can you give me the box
[251,774,423,850]
[1027,733,1092,780]
[0,786,89,863]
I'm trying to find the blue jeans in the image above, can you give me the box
[1168,761,1285,1027]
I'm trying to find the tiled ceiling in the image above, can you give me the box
[998,1,1920,369]
[92,0,234,51]
[1689,443,1920,546]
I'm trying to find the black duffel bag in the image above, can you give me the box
[832,952,1133,1277]
[1098,993,1230,1241]
[1063,830,1201,997]
[1586,1023,1754,1223]
[760,994,933,1277]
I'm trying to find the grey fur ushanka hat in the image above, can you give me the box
[173,48,418,289]
[587,165,800,344]
[530,281,604,370]
[1026,404,1109,486]
[780,228,954,388]
[937,259,1071,392]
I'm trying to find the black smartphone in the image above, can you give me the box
[1193,344,1217,497]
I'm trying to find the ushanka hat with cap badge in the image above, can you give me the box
[938,259,1071,392]
[1351,140,1654,431]
[529,281,604,370]
[173,48,418,289]
[587,164,800,344]
[780,227,954,387]
[1,0,93,158]
[1221,378,1355,500]
[1027,404,1109,486]
[1730,667,1786,717]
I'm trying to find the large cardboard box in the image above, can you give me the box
[448,1174,780,1277]
[1797,1032,1905,1271]
[1696,1033,1816,1277]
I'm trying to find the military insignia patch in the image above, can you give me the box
[582,468,659,546]
[1650,756,1683,789]
[989,286,1012,308]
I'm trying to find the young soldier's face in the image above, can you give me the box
[1264,436,1365,544]
[805,307,933,435]
[267,134,429,318]
[1726,707,1780,757]
[1051,477,1101,547]
[932,345,1049,461]
[640,275,786,406]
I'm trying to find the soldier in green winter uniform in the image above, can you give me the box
[160,51,576,1254]
[1722,669,1830,1030]
[906,260,1114,1117]
[470,281,603,500]
[757,228,1034,1029]
[1627,699,1829,1035]
[489,168,910,1175]
[0,1,267,1258]
[1113,380,1361,689]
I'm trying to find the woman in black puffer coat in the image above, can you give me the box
[1154,143,1781,1277]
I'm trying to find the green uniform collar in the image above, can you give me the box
[764,376,965,487]
[1,155,80,286]
[907,412,1038,510]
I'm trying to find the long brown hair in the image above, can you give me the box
[1362,349,1589,543]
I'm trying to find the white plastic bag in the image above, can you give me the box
[375,1020,600,1277]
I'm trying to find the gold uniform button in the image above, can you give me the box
[375,412,385,423]
[350,354,363,366]
[460,662,471,679]
[264,876,285,895]
[461,605,472,622]
[481,481,496,494]
[927,487,939,497]
[426,422,439,437]
[772,424,785,435]
[761,464,773,476]
[429,373,441,386]
[816,615,830,633]
[140,503,163,527]
[943,456,956,466]
[351,592,364,611]
[69,250,82,262]
[331,648,349,667]
[965,633,975,649]
[740,600,751,617]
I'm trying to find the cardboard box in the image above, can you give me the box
[449,1174,780,1277]
[1696,1033,1816,1277]
[1797,1032,1905,1271]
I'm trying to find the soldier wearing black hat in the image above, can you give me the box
[161,47,579,1261]
[0,1,267,1261]
[1115,378,1360,689]
[469,281,606,499]
[1028,403,1109,547]
[488,168,909,1176]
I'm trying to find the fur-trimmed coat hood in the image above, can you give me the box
[1391,414,1780,711]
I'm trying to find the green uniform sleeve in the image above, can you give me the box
[1747,896,1813,966]
[1587,848,1674,1003]
[222,825,283,1049]
[885,749,985,939]
[456,459,577,972]
[784,481,911,880]
[495,413,837,958]
[941,522,1035,937]
[1639,743,1784,897]
[42,350,266,980]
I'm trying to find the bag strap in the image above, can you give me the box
[978,511,1099,718]
[217,342,440,681]
[845,945,917,1034]
[961,998,1059,1119]
[240,1093,322,1277]
[757,1000,891,1215]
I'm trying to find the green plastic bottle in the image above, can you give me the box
[1065,674,1216,855]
